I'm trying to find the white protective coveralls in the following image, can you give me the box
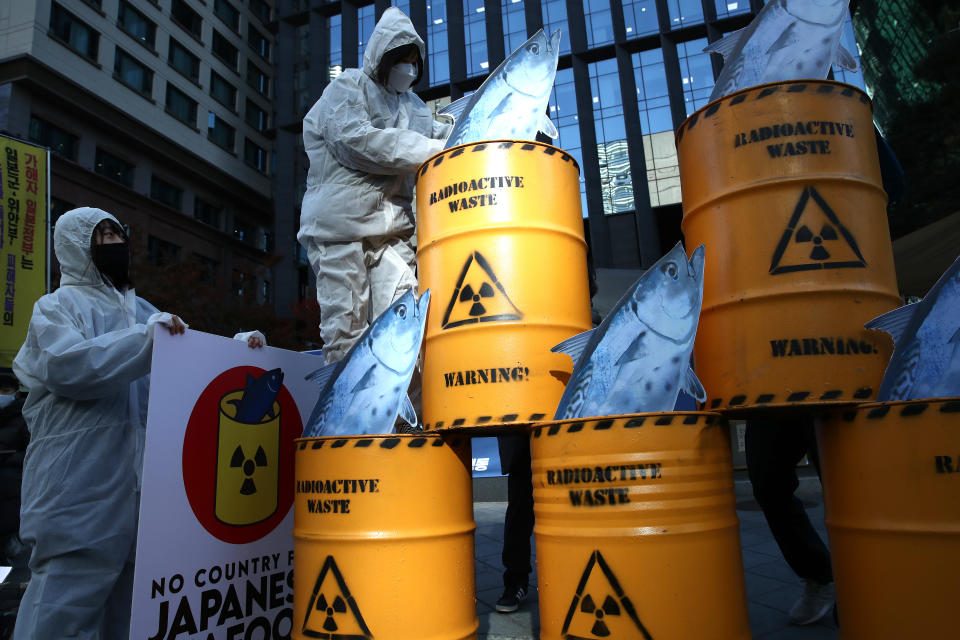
[12,207,178,640]
[297,7,452,363]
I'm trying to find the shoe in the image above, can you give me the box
[788,579,835,625]
[495,584,528,613]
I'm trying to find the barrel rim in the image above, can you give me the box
[417,139,581,178]
[531,411,726,437]
[675,79,873,146]
[821,396,960,422]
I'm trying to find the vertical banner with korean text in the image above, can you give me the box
[0,134,48,371]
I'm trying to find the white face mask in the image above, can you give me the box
[387,63,417,93]
[0,394,15,410]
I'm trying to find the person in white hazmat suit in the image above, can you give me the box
[11,207,262,639]
[298,7,452,363]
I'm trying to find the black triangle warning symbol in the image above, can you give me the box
[769,186,867,275]
[301,556,373,640]
[441,251,523,330]
[561,550,653,640]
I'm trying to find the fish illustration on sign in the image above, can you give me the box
[704,0,857,102]
[302,289,430,437]
[552,243,707,420]
[227,368,284,423]
[866,256,960,401]
[440,28,562,149]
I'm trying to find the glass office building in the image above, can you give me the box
[274,0,864,285]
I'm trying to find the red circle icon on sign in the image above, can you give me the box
[183,366,303,544]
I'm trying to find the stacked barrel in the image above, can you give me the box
[676,80,959,638]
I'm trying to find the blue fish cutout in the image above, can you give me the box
[867,256,960,401]
[228,368,285,424]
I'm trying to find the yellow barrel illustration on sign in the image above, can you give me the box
[416,141,592,429]
[293,434,477,640]
[816,399,960,638]
[677,81,900,411]
[215,390,280,525]
[531,413,750,639]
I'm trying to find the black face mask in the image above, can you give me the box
[91,243,131,289]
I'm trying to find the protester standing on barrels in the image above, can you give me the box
[298,7,452,365]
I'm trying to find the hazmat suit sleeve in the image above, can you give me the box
[14,297,162,402]
[432,117,454,141]
[310,74,444,176]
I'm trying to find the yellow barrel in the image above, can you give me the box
[292,434,477,640]
[677,80,899,411]
[816,399,960,638]
[531,413,750,639]
[416,141,592,429]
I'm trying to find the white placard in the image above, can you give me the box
[131,329,322,640]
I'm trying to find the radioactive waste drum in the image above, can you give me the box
[416,141,592,429]
[676,80,900,411]
[816,399,960,638]
[531,413,750,639]
[292,433,477,640]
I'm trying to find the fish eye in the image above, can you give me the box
[527,43,539,55]
[395,304,407,319]
[661,262,679,279]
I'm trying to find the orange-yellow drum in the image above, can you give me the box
[531,413,750,639]
[677,81,899,411]
[816,399,960,638]
[292,434,477,640]
[416,141,592,429]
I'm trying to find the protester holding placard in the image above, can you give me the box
[9,207,260,640]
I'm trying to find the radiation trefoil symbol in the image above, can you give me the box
[561,550,653,640]
[302,556,372,640]
[769,186,867,275]
[441,251,523,329]
[230,444,268,495]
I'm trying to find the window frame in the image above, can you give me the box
[114,47,154,98]
[117,0,157,50]
[210,70,238,111]
[211,29,239,70]
[48,2,100,62]
[94,147,135,188]
[165,83,198,127]
[167,37,200,84]
[170,0,203,42]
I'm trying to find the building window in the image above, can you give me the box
[212,31,239,69]
[427,1,449,85]
[666,0,703,30]
[245,99,268,131]
[589,58,634,215]
[171,0,202,40]
[244,138,267,173]
[151,175,183,211]
[208,112,235,151]
[247,61,270,96]
[633,48,680,206]
[231,268,253,297]
[677,38,715,116]
[194,197,222,229]
[357,5,376,62]
[248,23,270,60]
[118,1,156,49]
[713,0,749,20]
[623,0,659,38]
[114,48,153,96]
[95,148,135,187]
[584,0,614,48]
[328,14,342,81]
[214,0,240,32]
[210,71,237,110]
[28,116,78,160]
[294,23,311,115]
[262,279,272,302]
[250,0,272,25]
[165,83,197,126]
[51,197,76,225]
[547,68,588,216]
[148,235,181,267]
[194,253,219,283]
[49,3,99,61]
[463,0,488,77]
[541,0,571,56]
[168,38,200,82]
[502,0,527,54]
